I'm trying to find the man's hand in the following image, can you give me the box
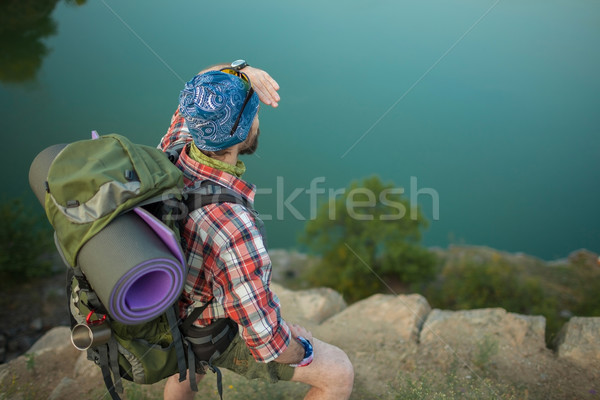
[273,322,313,365]
[241,66,280,108]
[289,323,313,344]
[198,64,280,108]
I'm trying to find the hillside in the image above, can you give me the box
[1,285,599,399]
[0,246,599,399]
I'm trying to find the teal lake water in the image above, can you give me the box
[1,0,598,260]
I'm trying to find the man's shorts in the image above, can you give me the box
[211,335,295,383]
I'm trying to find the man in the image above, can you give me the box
[161,61,354,400]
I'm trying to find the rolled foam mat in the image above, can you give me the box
[77,210,185,324]
[29,143,187,324]
[29,144,67,205]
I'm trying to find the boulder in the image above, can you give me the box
[317,293,430,360]
[315,293,431,398]
[73,351,102,380]
[319,293,430,347]
[48,377,75,400]
[419,308,547,368]
[26,326,71,356]
[271,283,346,330]
[554,317,600,367]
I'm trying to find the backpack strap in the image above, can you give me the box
[166,305,187,384]
[98,344,121,400]
[164,141,187,164]
[176,298,213,392]
[107,335,123,394]
[165,143,268,247]
[184,180,250,210]
[184,180,268,248]
[181,297,214,333]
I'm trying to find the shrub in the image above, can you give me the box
[300,176,436,302]
[0,198,54,284]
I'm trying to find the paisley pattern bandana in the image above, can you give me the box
[179,71,259,151]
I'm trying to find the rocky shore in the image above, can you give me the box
[0,246,599,399]
[1,283,599,399]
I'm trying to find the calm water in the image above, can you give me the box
[1,0,599,260]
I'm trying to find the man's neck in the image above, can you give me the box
[218,151,239,166]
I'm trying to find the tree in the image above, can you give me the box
[300,176,436,302]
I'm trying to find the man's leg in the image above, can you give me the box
[290,338,354,400]
[163,372,204,400]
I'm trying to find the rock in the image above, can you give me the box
[419,308,547,366]
[271,283,346,329]
[554,317,600,366]
[26,326,71,356]
[318,293,431,348]
[48,377,75,400]
[73,350,101,380]
[421,308,546,349]
[0,363,9,386]
[315,293,430,398]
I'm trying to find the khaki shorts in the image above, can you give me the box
[211,335,295,383]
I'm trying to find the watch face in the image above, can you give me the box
[231,59,247,70]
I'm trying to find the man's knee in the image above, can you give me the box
[313,343,354,398]
[330,345,354,391]
[291,339,354,394]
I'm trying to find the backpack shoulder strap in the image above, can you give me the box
[184,180,251,211]
[164,141,187,164]
[184,181,268,248]
[180,297,214,333]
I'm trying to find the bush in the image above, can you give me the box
[425,258,554,314]
[300,176,436,302]
[0,198,54,284]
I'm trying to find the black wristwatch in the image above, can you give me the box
[231,59,249,71]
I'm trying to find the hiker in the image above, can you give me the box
[161,62,354,400]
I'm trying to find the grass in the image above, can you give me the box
[388,361,525,400]
[474,335,499,370]
[0,372,43,400]
[115,370,309,400]
[24,353,36,372]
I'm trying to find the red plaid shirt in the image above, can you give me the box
[159,109,291,363]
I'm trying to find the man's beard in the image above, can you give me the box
[239,128,260,155]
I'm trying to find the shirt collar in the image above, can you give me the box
[177,143,256,204]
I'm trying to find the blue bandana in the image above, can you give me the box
[178,71,259,151]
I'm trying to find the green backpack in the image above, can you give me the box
[30,133,250,400]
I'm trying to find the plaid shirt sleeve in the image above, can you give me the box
[204,205,291,363]
[158,108,191,151]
